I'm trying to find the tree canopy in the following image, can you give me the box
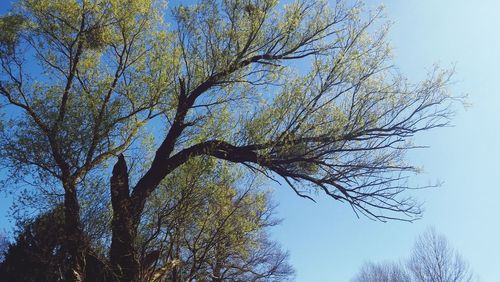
[0,0,459,280]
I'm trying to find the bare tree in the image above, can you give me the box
[351,261,411,282]
[408,228,475,282]
[352,228,477,282]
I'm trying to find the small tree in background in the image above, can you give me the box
[0,207,114,282]
[351,228,477,282]
[0,207,74,282]
[352,262,411,282]
[0,232,8,262]
[408,228,475,282]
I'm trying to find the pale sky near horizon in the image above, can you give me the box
[1,0,499,281]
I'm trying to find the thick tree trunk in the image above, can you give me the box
[64,183,87,281]
[110,155,141,281]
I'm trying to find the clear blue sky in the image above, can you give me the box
[270,0,500,281]
[1,0,499,281]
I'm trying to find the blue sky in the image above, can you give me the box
[270,0,500,281]
[1,0,499,281]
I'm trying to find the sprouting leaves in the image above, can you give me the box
[0,14,26,56]
[140,160,292,281]
[0,0,460,232]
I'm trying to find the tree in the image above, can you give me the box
[0,161,293,282]
[0,232,8,262]
[0,0,459,280]
[0,207,113,282]
[0,207,67,282]
[351,228,477,282]
[138,159,293,281]
[1,0,170,279]
[408,228,475,282]
[352,262,411,282]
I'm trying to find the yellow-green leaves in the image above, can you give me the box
[0,14,26,56]
[279,2,304,33]
[23,0,81,42]
[1,0,458,234]
[142,159,283,277]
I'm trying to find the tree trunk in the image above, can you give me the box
[64,183,87,281]
[171,245,180,282]
[110,155,140,281]
[212,245,223,282]
[212,261,223,282]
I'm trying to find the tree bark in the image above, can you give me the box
[212,260,223,282]
[64,182,87,281]
[212,244,223,282]
[110,155,140,281]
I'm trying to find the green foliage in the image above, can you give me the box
[139,159,294,281]
[0,14,25,56]
[0,207,68,281]
[0,0,175,187]
[0,0,460,278]
[0,0,457,224]
[0,207,114,282]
